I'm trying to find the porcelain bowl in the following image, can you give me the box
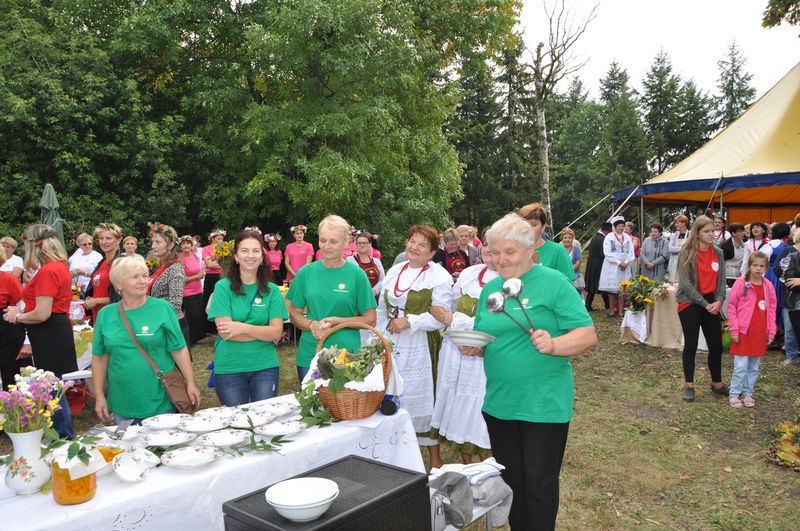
[265,477,339,522]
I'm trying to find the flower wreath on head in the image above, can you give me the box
[290,225,307,233]
[353,229,379,242]
[209,228,227,239]
[264,233,282,243]
[22,227,58,247]
[243,226,262,235]
[178,234,194,245]
[96,223,124,240]
[147,222,178,244]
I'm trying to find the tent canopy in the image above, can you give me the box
[612,62,800,223]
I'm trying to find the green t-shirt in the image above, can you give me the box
[538,240,576,281]
[93,297,185,418]
[286,260,377,367]
[474,264,593,423]
[207,279,289,374]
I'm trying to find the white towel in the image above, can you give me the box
[429,457,505,486]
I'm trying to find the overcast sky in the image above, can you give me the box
[519,0,799,100]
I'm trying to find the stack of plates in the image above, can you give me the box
[265,477,339,522]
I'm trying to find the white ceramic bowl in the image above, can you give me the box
[265,477,339,521]
[443,329,496,348]
[112,453,149,483]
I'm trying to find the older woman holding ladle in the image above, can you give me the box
[466,212,597,531]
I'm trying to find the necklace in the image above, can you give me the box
[478,265,489,287]
[614,232,625,246]
[394,262,429,297]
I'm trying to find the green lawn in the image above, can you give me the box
[3,314,798,529]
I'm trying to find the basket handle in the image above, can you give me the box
[315,321,392,357]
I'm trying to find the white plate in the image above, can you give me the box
[259,401,299,418]
[140,430,197,447]
[177,416,229,433]
[196,429,252,447]
[229,410,275,429]
[254,420,306,438]
[128,446,160,467]
[444,329,496,348]
[112,453,149,483]
[95,425,144,441]
[194,406,237,421]
[161,447,222,469]
[141,413,193,430]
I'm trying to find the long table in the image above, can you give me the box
[1,404,424,530]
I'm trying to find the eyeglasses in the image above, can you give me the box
[80,243,92,247]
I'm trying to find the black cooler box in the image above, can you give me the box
[222,455,430,531]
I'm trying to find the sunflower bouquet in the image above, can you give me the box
[768,398,800,471]
[213,239,235,270]
[619,275,668,312]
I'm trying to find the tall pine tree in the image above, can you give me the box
[714,41,756,128]
[641,51,683,173]
[676,80,715,160]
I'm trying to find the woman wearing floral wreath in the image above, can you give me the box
[148,223,190,349]
[3,224,78,438]
[84,223,123,325]
[179,235,205,346]
[598,216,635,316]
[264,233,284,285]
[202,228,226,336]
[286,215,376,382]
[430,243,496,464]
[284,224,314,283]
[377,225,453,468]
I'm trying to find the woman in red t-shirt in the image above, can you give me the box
[2,224,78,438]
[674,216,728,403]
[84,223,123,324]
[0,245,25,390]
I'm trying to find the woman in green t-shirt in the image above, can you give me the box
[92,256,201,423]
[468,213,597,531]
[208,229,288,406]
[286,215,377,383]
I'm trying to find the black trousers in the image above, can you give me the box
[183,293,205,345]
[0,318,25,391]
[584,289,609,310]
[203,272,221,334]
[678,298,723,383]
[483,413,570,531]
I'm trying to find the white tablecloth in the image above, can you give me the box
[1,404,424,530]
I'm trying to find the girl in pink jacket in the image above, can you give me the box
[727,251,776,408]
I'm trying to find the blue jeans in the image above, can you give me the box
[730,356,761,396]
[113,408,174,426]
[52,392,74,439]
[296,366,309,384]
[783,308,798,359]
[214,368,280,407]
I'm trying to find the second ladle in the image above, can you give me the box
[501,278,535,331]
[487,292,530,334]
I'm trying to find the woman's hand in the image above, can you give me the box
[84,297,97,310]
[16,344,32,360]
[646,261,654,269]
[3,307,21,323]
[94,396,114,424]
[217,320,247,340]
[706,301,722,315]
[429,305,452,326]
[531,329,556,354]
[459,346,484,357]
[619,262,629,271]
[786,278,800,289]
[388,316,410,334]
[308,320,325,339]
[186,382,202,408]
[730,335,739,343]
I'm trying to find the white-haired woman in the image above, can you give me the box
[286,215,376,382]
[0,236,24,280]
[3,224,79,438]
[84,223,123,323]
[68,232,102,292]
[92,256,201,423]
[465,213,597,530]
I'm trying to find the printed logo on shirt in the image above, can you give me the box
[137,325,154,337]
[252,296,266,307]
[521,298,530,306]
[93,274,101,286]
[758,300,766,311]
[333,283,349,293]
[711,261,719,272]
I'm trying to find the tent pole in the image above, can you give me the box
[608,185,641,222]
[704,173,725,215]
[640,196,644,242]
[553,193,611,240]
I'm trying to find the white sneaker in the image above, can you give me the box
[729,395,743,408]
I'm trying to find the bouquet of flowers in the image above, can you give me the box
[71,283,84,301]
[619,275,668,312]
[314,342,386,395]
[768,397,800,471]
[145,256,159,273]
[0,367,72,434]
[213,239,235,270]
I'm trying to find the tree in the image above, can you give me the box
[641,51,684,173]
[762,0,800,28]
[527,0,596,219]
[677,80,715,159]
[714,41,756,128]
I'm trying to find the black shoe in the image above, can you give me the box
[711,384,729,397]
[682,387,695,402]
[585,306,595,312]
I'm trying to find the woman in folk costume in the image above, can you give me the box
[430,244,496,463]
[599,216,636,316]
[376,224,453,468]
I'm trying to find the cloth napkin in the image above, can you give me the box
[471,476,513,528]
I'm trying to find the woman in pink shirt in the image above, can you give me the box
[284,225,314,282]
[264,233,284,285]
[202,228,226,335]
[180,235,205,346]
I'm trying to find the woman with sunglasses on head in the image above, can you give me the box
[377,225,453,468]
[84,223,123,324]
[68,232,102,292]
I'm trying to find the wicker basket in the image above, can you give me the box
[315,322,393,420]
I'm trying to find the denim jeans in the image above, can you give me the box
[52,392,74,439]
[783,308,798,359]
[113,408,174,426]
[214,368,280,407]
[730,356,761,396]
[296,366,310,384]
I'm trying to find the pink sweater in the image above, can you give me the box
[726,276,777,339]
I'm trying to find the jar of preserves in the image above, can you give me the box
[52,461,97,505]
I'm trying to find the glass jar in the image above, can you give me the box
[52,462,97,505]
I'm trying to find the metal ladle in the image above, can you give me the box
[501,278,535,331]
[486,292,530,334]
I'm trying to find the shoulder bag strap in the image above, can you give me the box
[117,303,164,378]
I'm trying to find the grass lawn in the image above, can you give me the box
[3,313,798,528]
